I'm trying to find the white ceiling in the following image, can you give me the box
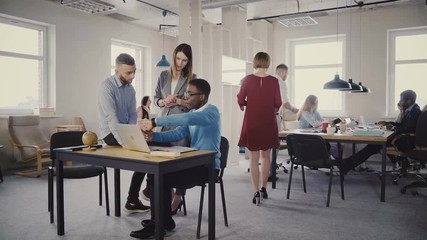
[52,0,420,32]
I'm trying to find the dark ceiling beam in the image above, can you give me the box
[246,0,401,22]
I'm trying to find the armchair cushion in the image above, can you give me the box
[8,115,50,162]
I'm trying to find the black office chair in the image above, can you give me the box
[286,134,344,207]
[386,133,414,184]
[181,136,229,239]
[400,110,427,195]
[48,131,110,223]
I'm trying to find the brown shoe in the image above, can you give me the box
[123,200,150,213]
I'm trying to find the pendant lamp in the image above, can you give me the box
[340,8,362,92]
[340,78,362,91]
[324,74,351,90]
[324,0,351,91]
[351,4,371,93]
[351,82,370,93]
[156,10,170,67]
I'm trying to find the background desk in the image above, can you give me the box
[55,146,217,240]
[273,130,394,202]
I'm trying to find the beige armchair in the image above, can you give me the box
[8,115,51,177]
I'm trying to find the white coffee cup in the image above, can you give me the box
[327,126,335,134]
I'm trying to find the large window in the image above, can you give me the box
[289,35,345,116]
[111,40,144,104]
[0,16,47,115]
[388,27,427,115]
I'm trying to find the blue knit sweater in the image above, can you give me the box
[152,104,221,169]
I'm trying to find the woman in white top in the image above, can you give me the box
[297,95,324,129]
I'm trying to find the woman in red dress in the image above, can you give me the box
[237,52,282,206]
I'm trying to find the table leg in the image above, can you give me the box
[56,159,64,235]
[337,143,343,159]
[114,169,121,217]
[0,165,3,183]
[208,156,216,240]
[381,143,386,202]
[272,148,277,189]
[154,172,164,240]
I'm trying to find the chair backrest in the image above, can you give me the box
[218,136,229,178]
[71,117,87,131]
[286,134,332,168]
[415,110,427,148]
[8,115,50,161]
[50,131,85,161]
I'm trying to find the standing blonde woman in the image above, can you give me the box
[237,52,282,205]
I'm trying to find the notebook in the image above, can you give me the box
[116,124,197,156]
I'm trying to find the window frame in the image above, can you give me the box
[0,15,48,114]
[387,26,427,116]
[287,34,346,116]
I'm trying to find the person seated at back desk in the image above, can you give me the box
[297,94,324,129]
[340,89,422,174]
[129,78,221,239]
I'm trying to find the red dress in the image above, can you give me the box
[237,74,282,151]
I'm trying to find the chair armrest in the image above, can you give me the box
[9,140,42,151]
[9,139,46,162]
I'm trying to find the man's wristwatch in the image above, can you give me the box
[151,118,157,128]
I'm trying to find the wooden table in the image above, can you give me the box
[272,130,395,202]
[55,146,217,239]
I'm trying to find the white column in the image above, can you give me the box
[201,24,222,108]
[190,0,202,75]
[178,0,191,44]
[179,0,202,75]
[222,6,247,60]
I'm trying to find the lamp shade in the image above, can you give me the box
[156,55,170,67]
[323,74,351,90]
[351,82,370,93]
[340,78,363,92]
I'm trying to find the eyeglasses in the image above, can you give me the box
[184,91,204,98]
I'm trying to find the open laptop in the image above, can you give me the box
[116,123,197,154]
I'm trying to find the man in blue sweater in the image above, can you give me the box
[130,78,221,239]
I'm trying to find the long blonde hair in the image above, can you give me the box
[297,95,318,120]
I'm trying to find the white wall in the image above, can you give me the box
[273,4,427,122]
[0,0,176,134]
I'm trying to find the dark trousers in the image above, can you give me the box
[345,144,382,170]
[148,166,218,225]
[345,137,397,170]
[127,172,146,203]
[104,133,146,203]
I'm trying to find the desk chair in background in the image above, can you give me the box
[8,115,51,178]
[400,109,427,195]
[280,120,300,172]
[48,131,110,223]
[386,135,412,185]
[181,136,229,239]
[286,134,345,207]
